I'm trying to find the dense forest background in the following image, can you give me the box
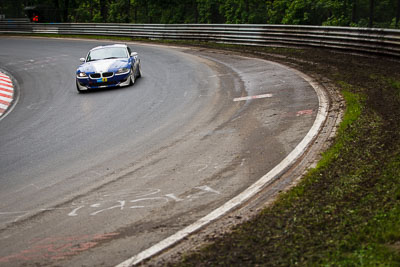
[1,0,400,28]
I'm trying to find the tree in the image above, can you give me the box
[368,0,374,27]
[99,0,109,22]
[62,0,70,22]
[352,0,358,23]
[396,0,400,27]
[196,0,224,23]
[4,0,394,27]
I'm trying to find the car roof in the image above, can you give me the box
[90,44,128,52]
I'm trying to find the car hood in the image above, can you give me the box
[77,58,129,74]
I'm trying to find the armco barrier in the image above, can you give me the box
[1,20,400,57]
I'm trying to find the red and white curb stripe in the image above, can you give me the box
[0,72,14,117]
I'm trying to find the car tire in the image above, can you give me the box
[137,64,141,78]
[76,81,85,93]
[130,67,135,86]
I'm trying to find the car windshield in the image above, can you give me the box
[87,47,128,62]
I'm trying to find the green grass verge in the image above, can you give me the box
[316,89,362,170]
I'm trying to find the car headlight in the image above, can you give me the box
[116,68,130,75]
[77,72,88,78]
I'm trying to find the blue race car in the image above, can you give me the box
[76,44,141,93]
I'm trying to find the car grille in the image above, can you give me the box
[102,72,113,78]
[90,73,101,79]
[89,72,114,79]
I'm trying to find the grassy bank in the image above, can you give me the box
[169,47,400,265]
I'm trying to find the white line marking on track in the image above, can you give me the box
[165,194,184,202]
[68,206,84,217]
[233,93,273,102]
[195,185,220,195]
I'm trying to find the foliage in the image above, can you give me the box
[1,0,399,28]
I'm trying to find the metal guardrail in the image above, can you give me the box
[1,20,400,57]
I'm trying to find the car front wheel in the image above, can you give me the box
[137,64,141,78]
[130,67,135,85]
[76,80,85,93]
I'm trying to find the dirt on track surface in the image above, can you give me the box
[146,46,400,266]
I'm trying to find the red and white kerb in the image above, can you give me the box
[0,72,14,117]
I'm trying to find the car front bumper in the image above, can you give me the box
[76,72,131,90]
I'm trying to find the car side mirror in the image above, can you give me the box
[80,58,85,62]
[130,52,138,57]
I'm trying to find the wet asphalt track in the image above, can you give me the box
[0,37,318,266]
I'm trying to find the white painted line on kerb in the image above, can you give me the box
[0,89,13,96]
[0,80,12,86]
[116,63,329,267]
[0,84,12,91]
[0,71,15,118]
[233,93,273,102]
[0,96,12,102]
